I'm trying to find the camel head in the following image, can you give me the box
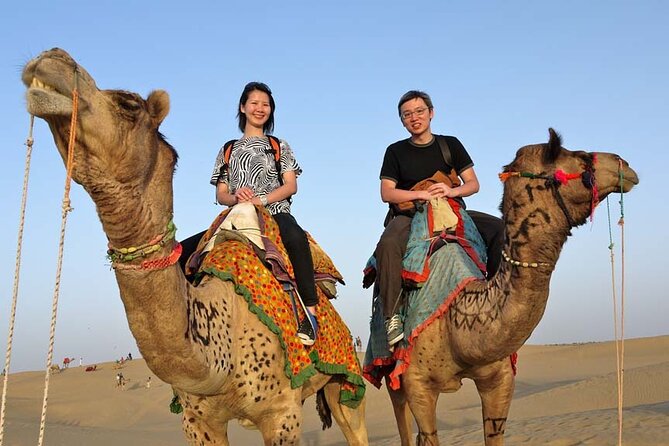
[501,128,639,231]
[22,48,178,244]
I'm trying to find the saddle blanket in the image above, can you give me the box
[190,205,365,406]
[363,201,487,389]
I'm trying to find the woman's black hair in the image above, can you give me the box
[237,81,275,134]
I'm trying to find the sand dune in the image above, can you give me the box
[2,336,668,445]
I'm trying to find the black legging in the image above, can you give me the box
[273,213,318,307]
[466,210,504,280]
[178,213,318,307]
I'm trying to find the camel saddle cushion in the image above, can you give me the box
[191,205,364,407]
[363,202,487,389]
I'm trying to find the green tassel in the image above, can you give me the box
[170,395,183,414]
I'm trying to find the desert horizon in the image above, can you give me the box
[1,335,667,445]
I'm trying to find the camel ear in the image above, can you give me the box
[147,90,170,126]
[546,127,562,163]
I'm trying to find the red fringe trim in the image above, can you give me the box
[387,276,481,390]
[362,356,396,388]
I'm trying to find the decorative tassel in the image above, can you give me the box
[498,172,519,182]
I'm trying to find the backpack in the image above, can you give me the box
[220,135,284,186]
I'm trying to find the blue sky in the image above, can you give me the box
[1,1,667,372]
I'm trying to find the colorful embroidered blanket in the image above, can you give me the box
[191,206,364,407]
[363,203,487,389]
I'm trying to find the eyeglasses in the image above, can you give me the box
[400,107,429,120]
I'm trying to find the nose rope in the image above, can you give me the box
[36,64,80,446]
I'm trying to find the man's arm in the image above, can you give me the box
[381,178,435,204]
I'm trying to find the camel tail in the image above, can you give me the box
[316,389,332,430]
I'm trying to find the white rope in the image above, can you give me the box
[617,207,626,446]
[36,88,79,446]
[0,116,35,446]
[606,167,627,446]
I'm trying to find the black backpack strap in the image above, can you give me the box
[437,135,467,208]
[436,135,452,170]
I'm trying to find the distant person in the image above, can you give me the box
[146,376,152,389]
[79,357,83,367]
[127,352,133,361]
[375,90,504,346]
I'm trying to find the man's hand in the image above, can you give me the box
[427,182,456,199]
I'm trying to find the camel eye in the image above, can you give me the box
[119,98,141,112]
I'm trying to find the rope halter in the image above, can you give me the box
[499,153,599,227]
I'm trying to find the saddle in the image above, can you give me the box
[188,204,364,405]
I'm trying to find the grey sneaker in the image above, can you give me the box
[385,314,404,346]
[297,312,318,346]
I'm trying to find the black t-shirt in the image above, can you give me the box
[379,135,473,190]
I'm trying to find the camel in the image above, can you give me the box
[376,130,638,445]
[22,48,367,446]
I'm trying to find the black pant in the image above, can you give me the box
[273,213,318,307]
[178,213,318,307]
[466,210,504,280]
[374,209,504,318]
[179,230,206,275]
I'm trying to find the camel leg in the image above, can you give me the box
[181,410,230,445]
[256,406,303,446]
[471,359,515,446]
[403,379,440,446]
[385,379,415,446]
[323,381,369,445]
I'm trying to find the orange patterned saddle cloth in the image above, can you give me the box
[186,204,365,407]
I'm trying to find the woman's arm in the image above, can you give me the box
[250,170,298,206]
[216,182,238,206]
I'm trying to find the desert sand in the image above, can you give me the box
[1,335,668,445]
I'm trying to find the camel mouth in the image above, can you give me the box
[25,77,73,118]
[621,174,639,192]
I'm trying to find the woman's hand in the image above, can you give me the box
[235,187,255,202]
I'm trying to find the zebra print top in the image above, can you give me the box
[210,136,302,215]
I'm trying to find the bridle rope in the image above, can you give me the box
[607,158,627,446]
[499,153,599,227]
[0,116,35,446]
[498,155,598,269]
[36,67,80,446]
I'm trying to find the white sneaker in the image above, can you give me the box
[385,314,404,346]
